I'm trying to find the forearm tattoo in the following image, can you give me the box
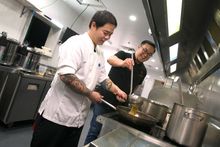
[101,79,112,90]
[60,74,91,96]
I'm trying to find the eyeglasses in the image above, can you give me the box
[141,46,154,57]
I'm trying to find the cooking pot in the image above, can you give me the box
[101,99,158,127]
[202,122,220,147]
[140,99,169,126]
[166,103,210,147]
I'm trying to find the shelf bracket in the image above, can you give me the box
[20,6,29,17]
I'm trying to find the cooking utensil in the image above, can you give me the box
[101,99,158,127]
[128,53,134,102]
[177,77,184,105]
[140,99,169,126]
[166,103,210,147]
[101,99,117,110]
[127,52,144,107]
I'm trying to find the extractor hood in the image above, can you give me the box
[142,0,220,84]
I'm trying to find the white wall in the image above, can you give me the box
[0,0,30,40]
[0,0,163,93]
[0,0,98,67]
[101,44,118,73]
[25,0,94,67]
[141,78,155,98]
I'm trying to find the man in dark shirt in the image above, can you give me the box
[84,40,156,144]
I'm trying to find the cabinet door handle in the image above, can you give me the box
[27,84,39,91]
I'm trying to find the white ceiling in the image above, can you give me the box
[62,0,165,80]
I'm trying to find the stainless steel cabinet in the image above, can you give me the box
[0,72,48,125]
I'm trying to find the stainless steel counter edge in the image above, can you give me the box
[96,113,176,147]
[0,65,19,73]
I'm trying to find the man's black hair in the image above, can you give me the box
[89,10,117,28]
[141,40,156,52]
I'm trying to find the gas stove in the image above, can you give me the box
[95,112,185,147]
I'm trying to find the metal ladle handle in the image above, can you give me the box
[101,99,117,110]
[129,53,134,96]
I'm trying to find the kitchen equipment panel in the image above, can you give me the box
[0,72,47,125]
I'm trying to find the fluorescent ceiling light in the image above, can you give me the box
[203,50,209,59]
[129,15,137,21]
[151,59,155,62]
[166,0,183,36]
[169,43,179,61]
[217,79,220,86]
[148,28,152,35]
[196,55,202,64]
[173,76,179,82]
[146,75,150,79]
[170,63,177,73]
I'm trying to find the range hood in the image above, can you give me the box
[142,0,220,85]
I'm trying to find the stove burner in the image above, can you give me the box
[102,112,186,147]
[116,115,152,133]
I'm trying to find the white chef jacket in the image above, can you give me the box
[38,32,108,127]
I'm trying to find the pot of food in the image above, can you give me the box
[166,103,210,147]
[140,99,169,126]
[101,99,158,127]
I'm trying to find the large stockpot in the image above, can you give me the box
[140,99,169,126]
[166,103,210,147]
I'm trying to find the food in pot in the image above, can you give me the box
[129,104,138,117]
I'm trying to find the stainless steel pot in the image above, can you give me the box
[140,99,169,126]
[202,122,220,147]
[166,103,210,147]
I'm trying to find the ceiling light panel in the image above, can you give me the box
[169,43,179,61]
[129,15,137,21]
[170,63,177,73]
[166,0,183,36]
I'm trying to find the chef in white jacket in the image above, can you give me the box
[31,10,127,147]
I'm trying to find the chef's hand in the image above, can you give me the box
[122,58,134,70]
[88,91,103,103]
[115,90,127,102]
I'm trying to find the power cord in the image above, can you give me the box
[70,4,89,28]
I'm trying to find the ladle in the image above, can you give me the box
[128,52,134,101]
[177,77,184,105]
[128,52,144,106]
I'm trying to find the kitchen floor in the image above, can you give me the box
[0,108,93,147]
[0,121,33,147]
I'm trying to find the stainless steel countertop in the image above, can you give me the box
[0,65,53,81]
[90,113,176,147]
[0,64,18,73]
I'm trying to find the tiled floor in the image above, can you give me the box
[0,121,33,147]
[0,108,93,147]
